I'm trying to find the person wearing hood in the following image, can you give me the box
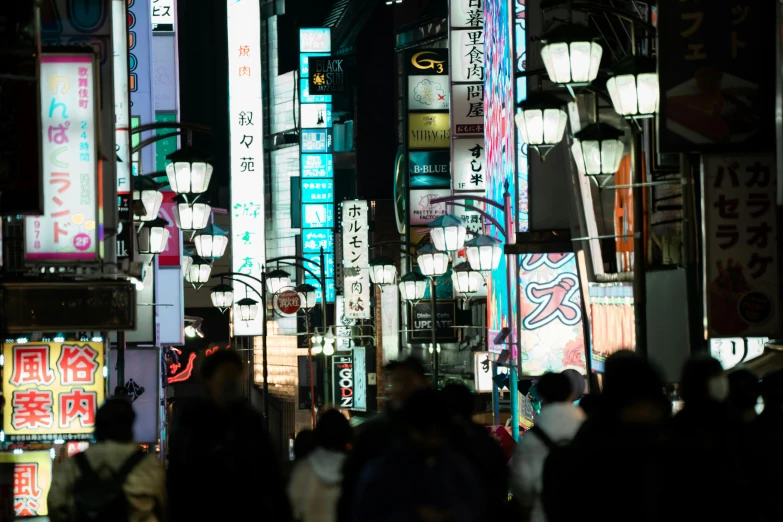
[288,410,352,522]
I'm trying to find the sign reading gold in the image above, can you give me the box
[408,113,451,149]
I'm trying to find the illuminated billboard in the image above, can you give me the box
[514,0,529,231]
[518,254,586,375]
[0,451,53,517]
[2,342,106,440]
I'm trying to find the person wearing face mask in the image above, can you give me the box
[167,349,292,522]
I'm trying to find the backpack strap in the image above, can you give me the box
[529,425,559,451]
[73,452,98,481]
[114,450,147,484]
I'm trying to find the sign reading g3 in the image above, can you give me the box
[411,51,445,74]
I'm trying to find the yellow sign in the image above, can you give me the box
[0,451,52,517]
[411,51,445,74]
[408,113,450,150]
[2,342,105,440]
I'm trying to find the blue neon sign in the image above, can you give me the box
[302,203,334,229]
[301,129,333,153]
[301,154,334,178]
[301,79,332,103]
[303,229,335,253]
[301,179,334,203]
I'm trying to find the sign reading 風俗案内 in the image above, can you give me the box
[0,451,53,517]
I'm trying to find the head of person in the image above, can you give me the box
[727,369,760,421]
[537,372,573,406]
[602,350,669,423]
[385,357,427,410]
[442,383,475,423]
[402,389,451,451]
[200,349,244,407]
[680,356,727,405]
[293,429,316,460]
[315,409,353,453]
[94,398,135,443]
[760,369,783,411]
[562,369,586,402]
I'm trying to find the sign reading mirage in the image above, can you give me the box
[309,57,345,94]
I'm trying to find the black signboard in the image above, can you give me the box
[118,193,131,260]
[657,1,776,153]
[332,355,354,409]
[409,301,458,343]
[404,49,449,76]
[308,57,346,94]
[298,356,321,410]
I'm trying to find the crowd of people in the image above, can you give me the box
[43,348,783,522]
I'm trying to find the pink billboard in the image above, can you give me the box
[157,191,181,266]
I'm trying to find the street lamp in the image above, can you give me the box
[165,147,214,194]
[236,297,259,322]
[464,235,503,272]
[210,283,234,313]
[184,255,212,290]
[514,93,568,157]
[570,123,625,176]
[416,244,450,277]
[295,283,318,310]
[540,24,603,86]
[451,261,483,297]
[172,195,211,231]
[323,328,336,356]
[427,215,467,253]
[369,256,397,285]
[193,224,229,259]
[266,268,292,295]
[132,175,164,222]
[398,271,428,301]
[182,249,194,278]
[136,217,170,255]
[606,56,659,119]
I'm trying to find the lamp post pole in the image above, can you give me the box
[261,267,269,426]
[430,277,439,387]
[319,247,329,406]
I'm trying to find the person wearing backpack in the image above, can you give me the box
[510,372,585,522]
[48,398,166,522]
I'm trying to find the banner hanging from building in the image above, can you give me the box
[702,154,779,338]
[27,54,101,262]
[228,0,266,335]
[341,200,370,319]
[112,0,131,192]
[0,451,53,517]
[2,342,106,441]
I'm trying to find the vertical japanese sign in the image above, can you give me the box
[112,0,131,192]
[450,1,485,137]
[0,451,53,517]
[515,0,529,231]
[702,154,779,337]
[333,355,354,410]
[228,0,266,336]
[27,54,101,261]
[151,0,176,32]
[301,28,335,304]
[2,342,106,440]
[518,254,586,375]
[657,1,776,153]
[131,0,156,175]
[341,200,370,319]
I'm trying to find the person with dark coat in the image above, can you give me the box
[748,369,783,522]
[167,350,291,522]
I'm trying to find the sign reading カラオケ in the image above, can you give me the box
[27,54,101,261]
[2,342,105,441]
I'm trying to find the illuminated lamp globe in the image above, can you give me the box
[427,214,467,253]
[540,24,603,86]
[132,175,165,222]
[416,244,450,277]
[266,268,292,295]
[369,256,397,286]
[311,331,324,355]
[194,224,229,259]
[451,261,483,296]
[165,147,214,194]
[606,56,659,119]
[184,255,212,290]
[465,235,503,272]
[295,283,318,310]
[136,217,170,255]
[323,328,336,356]
[398,271,428,301]
[210,284,234,313]
[514,93,568,158]
[570,123,625,176]
[236,297,259,322]
[171,195,211,231]
[182,248,194,278]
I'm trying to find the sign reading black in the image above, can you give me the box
[409,301,457,343]
[405,49,449,76]
[657,1,776,153]
[308,57,346,93]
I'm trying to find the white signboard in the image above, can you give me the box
[408,75,449,111]
[301,103,331,128]
[228,0,266,336]
[453,138,486,191]
[702,154,779,338]
[335,296,355,351]
[710,337,767,370]
[452,191,485,234]
[450,28,484,83]
[451,83,484,136]
[409,188,451,225]
[112,0,131,192]
[151,0,176,32]
[450,0,485,28]
[380,285,400,365]
[27,54,99,261]
[341,200,370,319]
[474,352,508,393]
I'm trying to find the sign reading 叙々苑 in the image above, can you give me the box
[2,342,105,441]
[0,451,53,517]
[26,54,100,261]
[341,200,370,319]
